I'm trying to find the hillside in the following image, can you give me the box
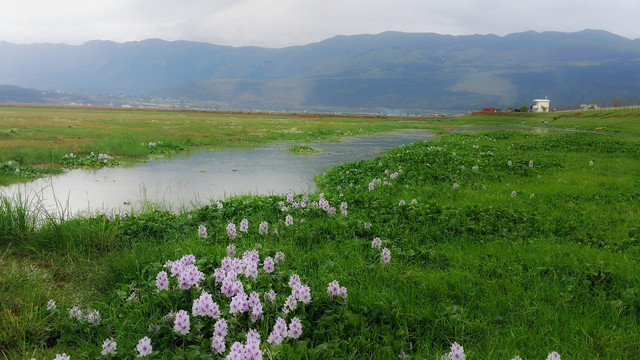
[1,30,639,111]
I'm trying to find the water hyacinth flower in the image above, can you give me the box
[508,160,513,166]
[589,160,594,166]
[46,299,56,311]
[173,310,190,335]
[258,221,269,235]
[264,289,276,304]
[240,218,249,232]
[274,251,285,264]
[364,222,372,230]
[547,352,561,360]
[267,317,288,345]
[227,222,237,238]
[286,192,294,203]
[228,342,246,359]
[136,336,152,357]
[54,354,70,360]
[198,224,207,239]
[285,214,293,226]
[371,237,382,249]
[263,256,275,273]
[327,280,347,301]
[226,243,236,257]
[529,160,534,168]
[214,318,228,338]
[69,306,83,320]
[511,190,517,198]
[101,338,117,356]
[216,201,224,209]
[156,271,169,291]
[411,198,418,205]
[447,342,465,360]
[87,309,101,325]
[381,248,391,265]
[211,335,226,354]
[530,193,535,198]
[398,200,406,206]
[177,264,205,290]
[287,317,303,339]
[452,183,459,190]
[192,291,221,318]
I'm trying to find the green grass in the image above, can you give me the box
[1,110,640,359]
[287,145,321,154]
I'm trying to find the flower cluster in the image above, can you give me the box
[327,280,348,302]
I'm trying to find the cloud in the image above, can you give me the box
[0,0,638,47]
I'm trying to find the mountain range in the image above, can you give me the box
[1,29,639,112]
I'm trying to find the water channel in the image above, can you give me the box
[1,130,434,217]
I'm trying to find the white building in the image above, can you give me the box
[531,99,550,112]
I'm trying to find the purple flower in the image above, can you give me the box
[511,190,517,198]
[287,317,303,339]
[286,193,294,203]
[263,256,275,273]
[448,342,465,360]
[274,251,285,264]
[136,336,152,357]
[264,290,276,304]
[251,302,263,323]
[284,294,298,313]
[285,214,293,227]
[240,218,249,232]
[46,299,56,311]
[295,284,312,304]
[156,271,169,291]
[267,317,287,345]
[69,306,83,320]
[258,221,269,235]
[214,318,228,338]
[87,309,101,325]
[371,237,382,249]
[381,248,391,265]
[198,224,207,239]
[529,160,534,168]
[227,342,245,360]
[226,243,236,257]
[244,260,258,280]
[227,222,237,238]
[173,310,190,335]
[177,264,205,290]
[246,329,260,344]
[101,338,117,356]
[54,354,70,360]
[229,291,248,314]
[327,280,348,302]
[192,291,220,318]
[547,352,561,360]
[211,335,226,354]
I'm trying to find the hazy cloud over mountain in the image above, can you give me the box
[1,0,639,47]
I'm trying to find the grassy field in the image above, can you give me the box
[1,108,639,359]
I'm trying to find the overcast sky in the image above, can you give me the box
[2,0,638,48]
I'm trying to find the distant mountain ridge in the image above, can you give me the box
[1,30,639,111]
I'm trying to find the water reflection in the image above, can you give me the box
[1,130,433,216]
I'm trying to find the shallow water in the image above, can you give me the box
[1,130,433,216]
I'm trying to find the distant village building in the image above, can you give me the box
[580,104,598,110]
[531,99,550,112]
